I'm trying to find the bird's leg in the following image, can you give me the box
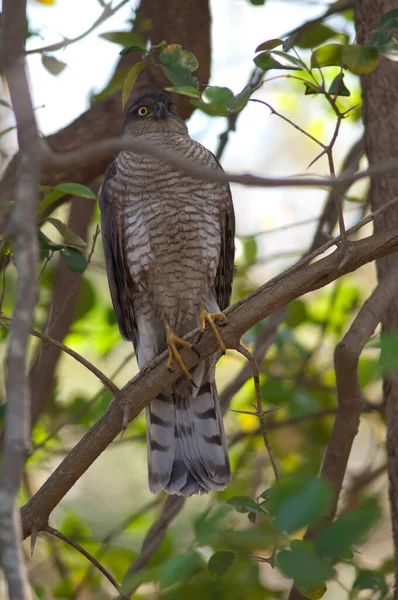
[199,304,229,354]
[162,315,196,380]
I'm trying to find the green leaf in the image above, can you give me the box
[268,476,332,534]
[352,570,388,595]
[255,39,283,52]
[249,0,266,4]
[60,247,87,273]
[208,552,235,577]
[203,86,234,106]
[37,229,64,252]
[227,85,253,112]
[100,30,144,47]
[39,189,66,214]
[271,50,307,70]
[162,65,198,90]
[122,62,147,109]
[379,8,398,29]
[296,24,338,49]
[46,218,87,249]
[0,99,12,110]
[227,495,267,515]
[329,73,350,96]
[41,54,67,76]
[164,85,201,98]
[190,99,227,117]
[119,44,147,56]
[150,40,168,52]
[260,487,278,502]
[53,183,96,199]
[254,52,299,71]
[160,44,198,72]
[276,540,334,588]
[378,37,398,61]
[0,126,17,140]
[315,500,381,558]
[342,44,380,75]
[310,43,344,68]
[303,81,322,95]
[158,552,201,588]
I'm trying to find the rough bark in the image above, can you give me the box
[355,0,398,587]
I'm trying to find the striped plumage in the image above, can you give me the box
[99,92,235,496]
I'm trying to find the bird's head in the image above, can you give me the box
[122,92,188,137]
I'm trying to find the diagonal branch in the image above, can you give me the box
[20,224,398,540]
[0,0,41,598]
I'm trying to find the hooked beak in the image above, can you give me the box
[156,103,168,119]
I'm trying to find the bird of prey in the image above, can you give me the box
[99,92,235,496]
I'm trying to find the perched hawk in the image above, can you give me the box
[99,92,235,496]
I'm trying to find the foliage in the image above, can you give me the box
[1,2,397,600]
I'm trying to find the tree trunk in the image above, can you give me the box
[355,0,398,587]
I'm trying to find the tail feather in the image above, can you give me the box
[146,393,176,493]
[147,360,231,496]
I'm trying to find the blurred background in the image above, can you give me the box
[0,0,391,598]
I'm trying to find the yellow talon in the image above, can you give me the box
[162,315,193,380]
[199,304,229,353]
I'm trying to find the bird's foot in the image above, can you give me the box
[162,315,195,380]
[199,304,229,354]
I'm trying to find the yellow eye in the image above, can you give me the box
[138,106,149,116]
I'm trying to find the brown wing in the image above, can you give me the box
[99,160,137,344]
[211,155,235,311]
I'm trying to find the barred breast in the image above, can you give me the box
[116,133,225,334]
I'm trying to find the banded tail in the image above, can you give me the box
[146,359,231,496]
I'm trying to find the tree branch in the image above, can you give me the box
[38,135,398,192]
[26,0,131,55]
[0,317,120,397]
[0,0,41,597]
[44,526,129,600]
[20,224,398,540]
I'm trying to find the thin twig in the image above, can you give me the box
[26,0,131,55]
[44,526,129,600]
[235,343,280,483]
[37,250,54,280]
[0,316,120,397]
[228,405,380,447]
[250,99,324,149]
